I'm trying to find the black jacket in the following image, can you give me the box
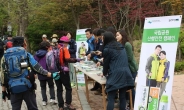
[68,39,77,58]
[103,42,134,92]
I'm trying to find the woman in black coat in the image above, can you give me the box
[102,32,134,110]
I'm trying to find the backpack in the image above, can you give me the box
[46,46,61,73]
[4,47,32,93]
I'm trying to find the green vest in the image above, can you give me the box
[150,54,160,79]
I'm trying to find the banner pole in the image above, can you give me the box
[171,95,177,110]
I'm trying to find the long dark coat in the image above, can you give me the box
[103,42,134,92]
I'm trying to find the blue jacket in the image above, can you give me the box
[86,36,95,56]
[91,38,103,62]
[103,42,134,92]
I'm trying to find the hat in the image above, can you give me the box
[51,34,58,39]
[6,41,13,48]
[59,36,70,43]
[42,34,47,38]
[52,38,58,43]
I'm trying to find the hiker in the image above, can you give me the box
[102,32,134,110]
[34,41,57,106]
[145,45,162,87]
[42,34,50,42]
[51,36,81,110]
[1,36,60,110]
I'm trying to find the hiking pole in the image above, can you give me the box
[146,76,151,110]
[171,95,177,110]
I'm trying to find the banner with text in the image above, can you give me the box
[134,15,182,110]
[76,29,88,59]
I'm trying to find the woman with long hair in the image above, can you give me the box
[116,29,138,107]
[102,31,134,110]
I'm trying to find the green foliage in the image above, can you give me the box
[0,3,8,35]
[178,30,184,55]
[26,1,68,51]
[175,61,184,72]
[133,25,142,40]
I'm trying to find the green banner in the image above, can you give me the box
[76,34,87,41]
[142,28,180,43]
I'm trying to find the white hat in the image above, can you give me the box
[42,34,47,38]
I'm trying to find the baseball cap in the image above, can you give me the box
[42,34,47,38]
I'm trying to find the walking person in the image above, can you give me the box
[34,41,57,106]
[102,32,134,110]
[0,36,60,110]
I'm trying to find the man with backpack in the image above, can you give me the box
[1,36,60,110]
[47,36,81,110]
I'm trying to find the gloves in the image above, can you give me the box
[52,72,60,80]
[2,91,8,101]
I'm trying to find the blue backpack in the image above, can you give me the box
[4,47,32,93]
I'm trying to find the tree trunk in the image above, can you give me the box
[138,0,142,40]
[17,0,30,52]
[70,1,80,29]
[98,0,102,28]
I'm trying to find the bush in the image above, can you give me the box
[175,61,184,72]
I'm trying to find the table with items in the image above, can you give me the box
[72,61,133,110]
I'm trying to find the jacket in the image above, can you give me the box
[145,54,160,79]
[86,36,95,56]
[91,38,103,62]
[68,39,77,58]
[103,42,134,92]
[124,42,138,73]
[34,49,51,80]
[156,59,170,82]
[59,47,78,72]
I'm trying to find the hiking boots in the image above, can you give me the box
[64,103,76,110]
